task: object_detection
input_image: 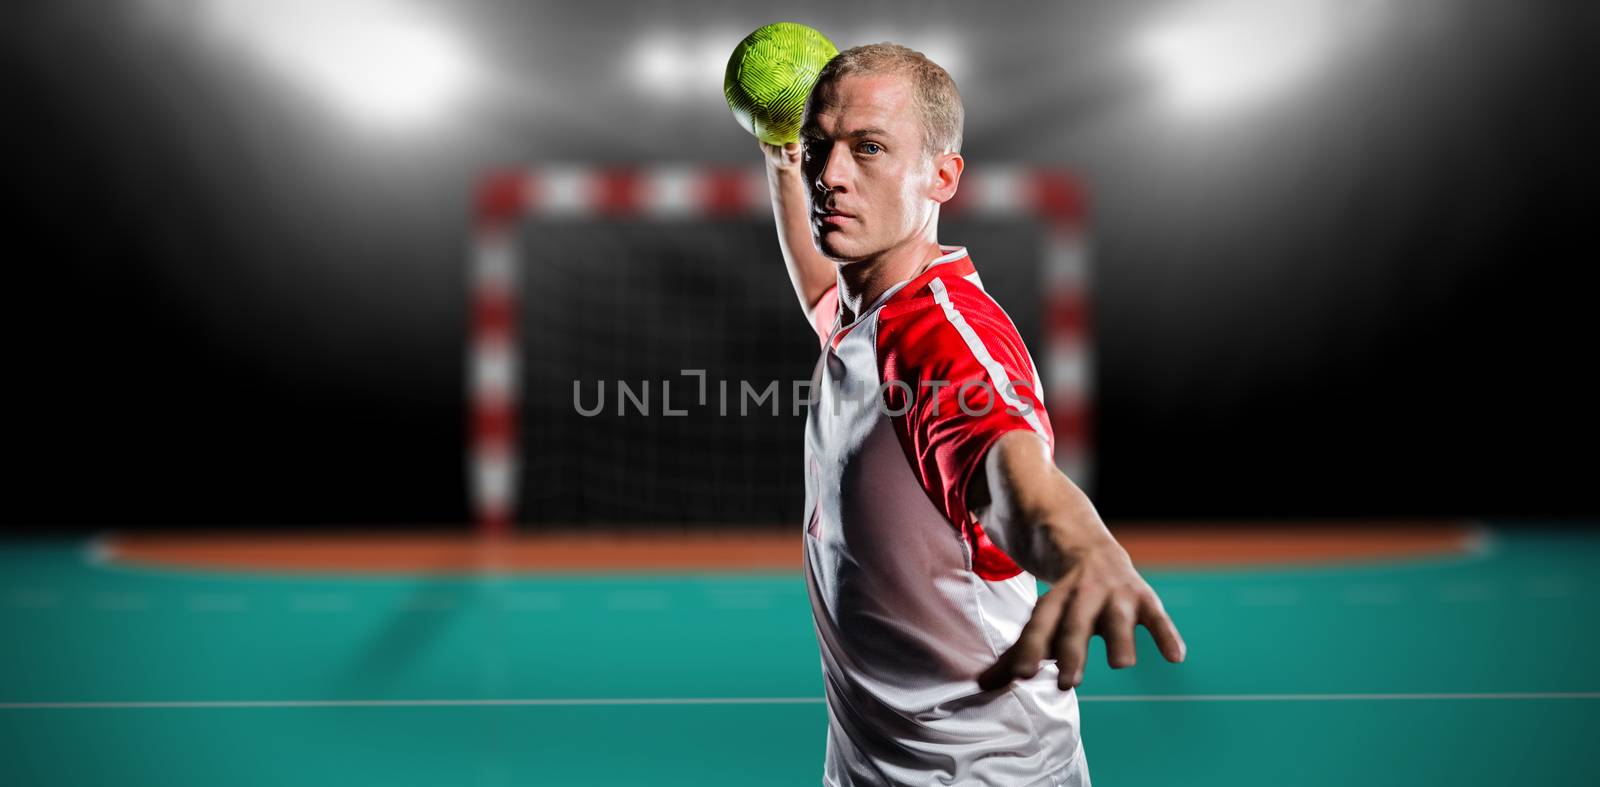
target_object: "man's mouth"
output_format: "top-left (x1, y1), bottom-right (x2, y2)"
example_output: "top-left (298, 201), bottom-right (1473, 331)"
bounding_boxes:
top-left (815, 208), bottom-right (855, 226)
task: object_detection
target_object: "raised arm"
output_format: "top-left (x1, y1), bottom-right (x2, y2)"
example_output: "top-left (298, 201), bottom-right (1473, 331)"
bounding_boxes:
top-left (970, 430), bottom-right (1188, 691)
top-left (759, 140), bottom-right (838, 328)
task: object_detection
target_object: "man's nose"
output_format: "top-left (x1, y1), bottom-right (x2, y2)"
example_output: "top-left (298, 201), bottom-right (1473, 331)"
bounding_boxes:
top-left (815, 143), bottom-right (852, 194)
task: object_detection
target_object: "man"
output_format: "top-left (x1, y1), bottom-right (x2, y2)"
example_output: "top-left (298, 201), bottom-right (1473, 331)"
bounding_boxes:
top-left (760, 44), bottom-right (1186, 786)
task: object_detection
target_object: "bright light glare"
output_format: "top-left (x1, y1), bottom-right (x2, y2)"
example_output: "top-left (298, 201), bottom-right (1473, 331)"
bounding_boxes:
top-left (631, 28), bottom-right (744, 103)
top-left (633, 34), bottom-right (686, 96)
top-left (1137, 1), bottom-right (1335, 113)
top-left (916, 34), bottom-right (966, 83)
top-left (198, 0), bottom-right (480, 127)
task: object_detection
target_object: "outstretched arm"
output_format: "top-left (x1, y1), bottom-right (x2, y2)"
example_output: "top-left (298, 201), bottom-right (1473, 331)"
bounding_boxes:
top-left (759, 140), bottom-right (837, 328)
top-left (970, 430), bottom-right (1188, 690)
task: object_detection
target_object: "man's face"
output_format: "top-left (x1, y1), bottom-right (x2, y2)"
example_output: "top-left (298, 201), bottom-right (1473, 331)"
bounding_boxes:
top-left (801, 73), bottom-right (935, 263)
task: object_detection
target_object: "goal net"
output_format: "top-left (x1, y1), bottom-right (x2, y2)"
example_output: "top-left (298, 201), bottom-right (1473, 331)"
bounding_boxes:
top-left (468, 165), bottom-right (1090, 534)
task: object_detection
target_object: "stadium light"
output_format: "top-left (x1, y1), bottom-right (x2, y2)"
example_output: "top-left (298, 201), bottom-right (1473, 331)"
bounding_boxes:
top-left (631, 28), bottom-right (748, 104)
top-left (915, 34), bottom-right (966, 83)
top-left (1135, 0), bottom-right (1335, 114)
top-left (632, 33), bottom-right (688, 97)
top-left (196, 0), bottom-right (481, 128)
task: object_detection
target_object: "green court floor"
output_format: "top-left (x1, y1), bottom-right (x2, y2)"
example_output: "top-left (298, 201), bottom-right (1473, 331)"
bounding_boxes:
top-left (2, 524), bottom-right (1596, 786)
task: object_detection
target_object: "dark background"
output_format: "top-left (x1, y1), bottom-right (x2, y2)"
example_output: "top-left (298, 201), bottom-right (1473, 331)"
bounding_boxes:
top-left (3, 0), bottom-right (1595, 531)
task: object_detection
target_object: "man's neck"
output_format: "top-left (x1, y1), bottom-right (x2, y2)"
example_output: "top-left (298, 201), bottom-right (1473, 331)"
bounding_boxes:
top-left (836, 239), bottom-right (947, 325)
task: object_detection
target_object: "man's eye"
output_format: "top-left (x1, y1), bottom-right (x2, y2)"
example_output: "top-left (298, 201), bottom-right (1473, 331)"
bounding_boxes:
top-left (859, 142), bottom-right (882, 155)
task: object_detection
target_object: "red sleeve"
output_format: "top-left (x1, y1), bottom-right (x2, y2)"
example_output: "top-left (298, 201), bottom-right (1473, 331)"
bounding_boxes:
top-left (809, 285), bottom-right (839, 348)
top-left (877, 278), bottom-right (1054, 580)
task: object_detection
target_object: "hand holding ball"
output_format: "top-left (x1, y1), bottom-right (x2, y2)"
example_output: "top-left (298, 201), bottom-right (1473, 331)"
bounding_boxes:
top-left (724, 23), bottom-right (839, 145)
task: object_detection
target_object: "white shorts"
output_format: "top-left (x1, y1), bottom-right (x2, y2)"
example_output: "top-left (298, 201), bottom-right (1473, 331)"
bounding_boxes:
top-left (1032, 747), bottom-right (1091, 787)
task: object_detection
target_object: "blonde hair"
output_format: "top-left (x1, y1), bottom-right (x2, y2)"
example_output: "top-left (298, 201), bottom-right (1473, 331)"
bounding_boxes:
top-left (812, 42), bottom-right (964, 157)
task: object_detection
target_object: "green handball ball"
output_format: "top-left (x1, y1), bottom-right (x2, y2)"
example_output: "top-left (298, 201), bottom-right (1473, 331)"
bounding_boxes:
top-left (724, 22), bottom-right (839, 146)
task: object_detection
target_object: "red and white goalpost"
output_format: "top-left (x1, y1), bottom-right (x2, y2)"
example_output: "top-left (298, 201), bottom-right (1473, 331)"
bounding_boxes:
top-left (468, 165), bottom-right (1091, 536)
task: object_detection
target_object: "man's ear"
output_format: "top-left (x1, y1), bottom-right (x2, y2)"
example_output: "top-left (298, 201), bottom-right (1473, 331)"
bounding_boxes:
top-left (930, 151), bottom-right (964, 205)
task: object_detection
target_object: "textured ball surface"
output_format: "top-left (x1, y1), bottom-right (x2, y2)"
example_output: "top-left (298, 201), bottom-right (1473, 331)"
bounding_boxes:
top-left (724, 23), bottom-right (839, 145)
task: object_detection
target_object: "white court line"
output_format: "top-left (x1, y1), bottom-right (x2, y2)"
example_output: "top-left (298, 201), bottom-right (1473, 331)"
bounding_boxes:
top-left (91, 592), bottom-right (151, 612)
top-left (1234, 586), bottom-right (1302, 607)
top-left (1154, 588), bottom-right (1197, 608)
top-left (1438, 581), bottom-right (1497, 603)
top-left (289, 593), bottom-right (355, 613)
top-left (185, 593), bottom-right (249, 613)
top-left (1080, 692), bottom-right (1600, 702)
top-left (4, 589), bottom-right (61, 609)
top-left (1339, 583), bottom-right (1405, 606)
top-left (497, 592), bottom-right (566, 611)
top-left (605, 591), bottom-right (671, 611)
top-left (1525, 575), bottom-right (1581, 599)
top-left (2, 692), bottom-right (1597, 710)
top-left (400, 594), bottom-right (459, 612)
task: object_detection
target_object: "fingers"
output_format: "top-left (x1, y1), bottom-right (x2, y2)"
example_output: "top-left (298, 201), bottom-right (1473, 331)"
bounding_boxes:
top-left (758, 140), bottom-right (802, 165)
top-left (981, 574), bottom-right (1190, 693)
top-left (1098, 597), bottom-right (1140, 672)
top-left (1053, 585), bottom-right (1107, 689)
top-left (978, 582), bottom-right (1072, 691)
top-left (1139, 593), bottom-right (1188, 664)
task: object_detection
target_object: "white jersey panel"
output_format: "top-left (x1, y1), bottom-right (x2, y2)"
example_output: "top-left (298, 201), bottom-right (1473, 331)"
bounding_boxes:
top-left (801, 249), bottom-right (1084, 787)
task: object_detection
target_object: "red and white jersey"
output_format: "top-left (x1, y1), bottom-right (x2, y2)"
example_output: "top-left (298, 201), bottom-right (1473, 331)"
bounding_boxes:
top-left (802, 246), bottom-right (1086, 786)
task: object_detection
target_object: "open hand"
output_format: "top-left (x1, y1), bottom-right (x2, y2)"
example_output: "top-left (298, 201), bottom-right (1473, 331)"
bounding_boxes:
top-left (977, 537), bottom-right (1187, 691)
